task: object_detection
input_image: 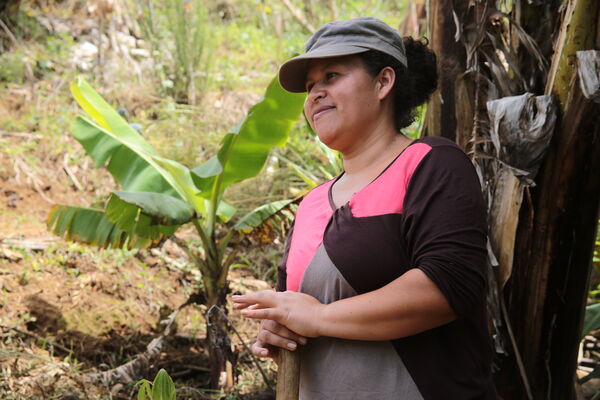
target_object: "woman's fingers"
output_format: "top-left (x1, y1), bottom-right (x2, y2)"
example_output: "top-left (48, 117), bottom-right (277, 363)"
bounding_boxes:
top-left (232, 290), bottom-right (277, 309)
top-left (240, 307), bottom-right (278, 321)
top-left (234, 290), bottom-right (324, 338)
top-left (252, 340), bottom-right (280, 363)
top-left (251, 339), bottom-right (271, 357)
top-left (263, 320), bottom-right (307, 345)
top-left (258, 326), bottom-right (300, 350)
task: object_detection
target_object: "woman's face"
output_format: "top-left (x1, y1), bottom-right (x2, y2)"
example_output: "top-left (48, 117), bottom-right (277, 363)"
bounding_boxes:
top-left (304, 55), bottom-right (384, 153)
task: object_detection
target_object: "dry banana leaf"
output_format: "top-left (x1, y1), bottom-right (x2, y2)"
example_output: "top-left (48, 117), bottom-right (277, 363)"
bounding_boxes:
top-left (576, 50), bottom-right (600, 103)
top-left (485, 93), bottom-right (557, 288)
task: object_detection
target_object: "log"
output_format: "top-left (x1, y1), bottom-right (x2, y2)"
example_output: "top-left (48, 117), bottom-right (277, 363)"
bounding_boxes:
top-left (276, 349), bottom-right (301, 400)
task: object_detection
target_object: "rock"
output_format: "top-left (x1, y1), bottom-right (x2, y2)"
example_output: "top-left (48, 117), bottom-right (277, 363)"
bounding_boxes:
top-left (0, 248), bottom-right (23, 262)
top-left (4, 190), bottom-right (20, 208)
top-left (70, 41), bottom-right (99, 71)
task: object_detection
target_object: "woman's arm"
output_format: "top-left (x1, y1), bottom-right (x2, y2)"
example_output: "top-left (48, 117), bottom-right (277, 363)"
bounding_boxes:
top-left (237, 142), bottom-right (487, 342)
top-left (233, 267), bottom-right (456, 340)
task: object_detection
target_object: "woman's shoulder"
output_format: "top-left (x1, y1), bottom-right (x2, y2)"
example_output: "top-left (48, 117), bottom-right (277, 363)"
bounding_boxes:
top-left (373, 136), bottom-right (469, 189)
top-left (407, 136), bottom-right (472, 171)
top-left (411, 135), bottom-right (463, 152)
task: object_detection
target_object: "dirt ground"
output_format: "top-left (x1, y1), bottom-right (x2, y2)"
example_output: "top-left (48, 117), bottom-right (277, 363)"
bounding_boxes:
top-left (0, 133), bottom-right (277, 399)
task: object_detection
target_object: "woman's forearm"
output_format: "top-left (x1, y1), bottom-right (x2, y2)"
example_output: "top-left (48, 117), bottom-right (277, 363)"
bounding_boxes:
top-left (233, 268), bottom-right (457, 340)
top-left (316, 268), bottom-right (457, 340)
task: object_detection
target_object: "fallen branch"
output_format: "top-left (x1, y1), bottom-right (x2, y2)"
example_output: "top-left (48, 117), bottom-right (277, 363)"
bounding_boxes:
top-left (13, 156), bottom-right (55, 205)
top-left (87, 295), bottom-right (197, 387)
top-left (0, 131), bottom-right (43, 139)
top-left (0, 248), bottom-right (23, 262)
top-left (0, 344), bottom-right (91, 398)
top-left (62, 154), bottom-right (84, 192)
top-left (0, 325), bottom-right (72, 355)
top-left (1, 237), bottom-right (58, 251)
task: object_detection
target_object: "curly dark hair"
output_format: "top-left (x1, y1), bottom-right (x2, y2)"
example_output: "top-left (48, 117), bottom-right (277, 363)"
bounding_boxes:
top-left (357, 37), bottom-right (438, 131)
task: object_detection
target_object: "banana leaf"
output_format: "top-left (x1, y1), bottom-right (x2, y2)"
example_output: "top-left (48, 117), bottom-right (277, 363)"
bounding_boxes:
top-left (191, 77), bottom-right (305, 198)
top-left (71, 77), bottom-right (154, 153)
top-left (215, 200), bottom-right (236, 223)
top-left (47, 205), bottom-right (154, 249)
top-left (152, 369), bottom-right (176, 400)
top-left (234, 199), bottom-right (295, 231)
top-left (70, 79), bottom-right (205, 214)
top-left (109, 191), bottom-right (195, 224)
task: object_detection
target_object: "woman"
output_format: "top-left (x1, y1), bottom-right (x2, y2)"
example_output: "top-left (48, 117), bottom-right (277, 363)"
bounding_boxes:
top-left (233, 17), bottom-right (498, 399)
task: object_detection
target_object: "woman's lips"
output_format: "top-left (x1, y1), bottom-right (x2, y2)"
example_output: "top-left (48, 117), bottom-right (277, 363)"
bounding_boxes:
top-left (313, 106), bottom-right (335, 121)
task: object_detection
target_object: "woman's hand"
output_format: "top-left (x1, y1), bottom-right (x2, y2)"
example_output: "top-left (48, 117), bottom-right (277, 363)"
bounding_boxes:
top-left (233, 290), bottom-right (325, 338)
top-left (252, 320), bottom-right (308, 362)
top-left (236, 270), bottom-right (456, 342)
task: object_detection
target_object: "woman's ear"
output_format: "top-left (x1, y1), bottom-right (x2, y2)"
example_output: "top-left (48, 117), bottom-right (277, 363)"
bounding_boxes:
top-left (376, 66), bottom-right (396, 100)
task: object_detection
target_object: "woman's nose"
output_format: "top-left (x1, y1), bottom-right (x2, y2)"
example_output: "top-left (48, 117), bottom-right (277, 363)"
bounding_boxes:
top-left (307, 85), bottom-right (325, 103)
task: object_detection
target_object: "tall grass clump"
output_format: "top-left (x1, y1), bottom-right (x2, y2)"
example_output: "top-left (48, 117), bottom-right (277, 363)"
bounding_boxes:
top-left (136, 0), bottom-right (211, 104)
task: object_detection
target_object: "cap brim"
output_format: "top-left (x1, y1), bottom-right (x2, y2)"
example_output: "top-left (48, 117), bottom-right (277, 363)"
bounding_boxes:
top-left (278, 44), bottom-right (370, 93)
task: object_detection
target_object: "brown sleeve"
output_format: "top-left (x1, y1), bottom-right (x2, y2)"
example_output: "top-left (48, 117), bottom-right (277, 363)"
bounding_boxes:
top-left (402, 144), bottom-right (488, 320)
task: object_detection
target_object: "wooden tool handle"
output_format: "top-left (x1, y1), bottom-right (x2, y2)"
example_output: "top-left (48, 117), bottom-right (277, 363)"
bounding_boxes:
top-left (276, 348), bottom-right (301, 400)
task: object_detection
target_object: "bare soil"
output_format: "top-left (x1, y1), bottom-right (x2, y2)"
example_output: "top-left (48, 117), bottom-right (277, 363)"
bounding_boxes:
top-left (0, 108), bottom-right (276, 400)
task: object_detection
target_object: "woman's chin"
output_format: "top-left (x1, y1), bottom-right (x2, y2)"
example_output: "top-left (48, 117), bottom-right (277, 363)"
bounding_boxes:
top-left (315, 132), bottom-right (338, 149)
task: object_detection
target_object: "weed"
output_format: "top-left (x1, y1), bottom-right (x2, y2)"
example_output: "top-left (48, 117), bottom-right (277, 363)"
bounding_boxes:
top-left (136, 0), bottom-right (213, 104)
top-left (136, 368), bottom-right (176, 400)
top-left (17, 269), bottom-right (29, 286)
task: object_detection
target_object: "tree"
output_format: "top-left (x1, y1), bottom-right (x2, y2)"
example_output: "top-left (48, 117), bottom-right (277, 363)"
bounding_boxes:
top-left (47, 77), bottom-right (305, 388)
top-left (417, 1), bottom-right (600, 398)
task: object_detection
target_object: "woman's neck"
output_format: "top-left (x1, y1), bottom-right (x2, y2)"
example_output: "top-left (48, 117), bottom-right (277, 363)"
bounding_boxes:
top-left (341, 129), bottom-right (412, 177)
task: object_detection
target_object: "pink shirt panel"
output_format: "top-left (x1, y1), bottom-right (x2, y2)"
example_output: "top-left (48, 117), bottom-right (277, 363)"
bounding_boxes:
top-left (285, 180), bottom-right (335, 292)
top-left (349, 143), bottom-right (432, 217)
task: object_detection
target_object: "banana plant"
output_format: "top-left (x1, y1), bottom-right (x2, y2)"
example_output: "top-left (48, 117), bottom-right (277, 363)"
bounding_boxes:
top-left (136, 369), bottom-right (176, 400)
top-left (47, 77), bottom-right (305, 387)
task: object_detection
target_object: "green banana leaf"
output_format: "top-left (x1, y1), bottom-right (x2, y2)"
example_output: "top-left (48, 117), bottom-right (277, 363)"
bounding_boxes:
top-left (51, 77), bottom-right (302, 249)
top-left (151, 369), bottom-right (176, 400)
top-left (47, 205), bottom-right (155, 249)
top-left (234, 199), bottom-right (295, 231)
top-left (192, 77), bottom-right (305, 198)
top-left (70, 79), bottom-right (205, 214)
top-left (71, 77), bottom-right (150, 145)
top-left (105, 191), bottom-right (193, 241)
top-left (215, 199), bottom-right (236, 222)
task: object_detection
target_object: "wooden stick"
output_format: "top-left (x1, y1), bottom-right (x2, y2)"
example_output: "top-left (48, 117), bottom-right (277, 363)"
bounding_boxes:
top-left (276, 349), bottom-right (301, 400)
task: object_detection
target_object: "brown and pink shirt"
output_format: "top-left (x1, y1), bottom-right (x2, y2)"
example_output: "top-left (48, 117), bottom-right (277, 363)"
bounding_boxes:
top-left (277, 136), bottom-right (498, 399)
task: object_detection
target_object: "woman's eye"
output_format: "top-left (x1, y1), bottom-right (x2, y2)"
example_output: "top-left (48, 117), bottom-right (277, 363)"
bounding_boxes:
top-left (325, 72), bottom-right (338, 80)
top-left (306, 82), bottom-right (314, 92)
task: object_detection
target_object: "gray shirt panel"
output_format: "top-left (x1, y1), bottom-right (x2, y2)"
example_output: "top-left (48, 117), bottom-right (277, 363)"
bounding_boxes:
top-left (298, 244), bottom-right (423, 400)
